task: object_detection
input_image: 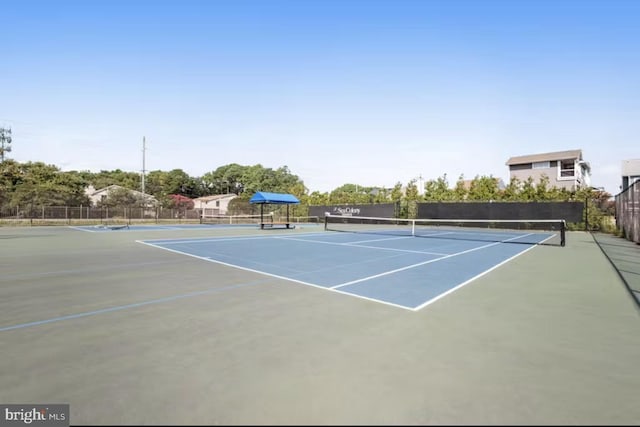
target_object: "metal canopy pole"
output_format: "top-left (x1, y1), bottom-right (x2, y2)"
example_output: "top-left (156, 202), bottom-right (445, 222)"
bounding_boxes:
top-left (286, 204), bottom-right (290, 229)
top-left (260, 203), bottom-right (264, 229)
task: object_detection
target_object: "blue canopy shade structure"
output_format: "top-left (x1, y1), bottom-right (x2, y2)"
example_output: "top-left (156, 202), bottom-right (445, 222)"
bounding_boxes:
top-left (249, 192), bottom-right (300, 205)
top-left (249, 192), bottom-right (300, 229)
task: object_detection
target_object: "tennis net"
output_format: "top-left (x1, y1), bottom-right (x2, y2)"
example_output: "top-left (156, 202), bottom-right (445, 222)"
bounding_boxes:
top-left (200, 213), bottom-right (273, 225)
top-left (290, 216), bottom-right (321, 224)
top-left (324, 215), bottom-right (566, 246)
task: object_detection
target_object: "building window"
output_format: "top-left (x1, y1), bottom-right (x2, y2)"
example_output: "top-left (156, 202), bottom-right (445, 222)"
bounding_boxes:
top-left (216, 201), bottom-right (220, 207)
top-left (532, 161), bottom-right (550, 169)
top-left (560, 160), bottom-right (575, 177)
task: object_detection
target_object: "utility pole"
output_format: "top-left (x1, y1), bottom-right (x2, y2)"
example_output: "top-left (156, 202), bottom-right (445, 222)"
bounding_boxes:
top-left (141, 136), bottom-right (147, 199)
top-left (0, 127), bottom-right (12, 162)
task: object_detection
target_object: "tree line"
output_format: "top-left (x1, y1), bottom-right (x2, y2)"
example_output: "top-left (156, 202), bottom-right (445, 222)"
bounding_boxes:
top-left (0, 160), bottom-right (306, 212)
top-left (0, 160), bottom-right (613, 222)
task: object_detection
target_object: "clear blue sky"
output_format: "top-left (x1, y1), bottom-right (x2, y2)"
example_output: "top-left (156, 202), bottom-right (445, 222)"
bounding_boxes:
top-left (2, 0), bottom-right (638, 195)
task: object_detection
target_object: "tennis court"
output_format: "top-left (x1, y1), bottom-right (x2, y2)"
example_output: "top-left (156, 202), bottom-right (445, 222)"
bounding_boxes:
top-left (1, 221), bottom-right (639, 425)
top-left (138, 220), bottom-right (560, 310)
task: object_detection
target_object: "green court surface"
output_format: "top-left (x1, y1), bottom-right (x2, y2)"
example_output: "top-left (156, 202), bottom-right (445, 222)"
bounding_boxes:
top-left (1, 225), bottom-right (639, 425)
top-left (592, 232), bottom-right (640, 306)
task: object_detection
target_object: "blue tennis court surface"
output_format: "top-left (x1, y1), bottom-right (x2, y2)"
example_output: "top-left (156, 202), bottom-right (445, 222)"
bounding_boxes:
top-left (138, 228), bottom-right (555, 310)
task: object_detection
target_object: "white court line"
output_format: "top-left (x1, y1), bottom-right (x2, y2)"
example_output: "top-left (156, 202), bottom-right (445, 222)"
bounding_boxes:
top-left (68, 226), bottom-right (100, 233)
top-left (136, 230), bottom-right (553, 312)
top-left (141, 231), bottom-right (329, 245)
top-left (344, 235), bottom-right (414, 244)
top-left (275, 236), bottom-right (450, 256)
top-left (411, 232), bottom-right (557, 311)
top-left (331, 233), bottom-right (536, 289)
top-left (418, 228), bottom-right (549, 239)
top-left (136, 240), bottom-right (416, 311)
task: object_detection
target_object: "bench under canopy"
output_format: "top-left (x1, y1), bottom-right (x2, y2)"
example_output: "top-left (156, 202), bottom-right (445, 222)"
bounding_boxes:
top-left (249, 191), bottom-right (300, 229)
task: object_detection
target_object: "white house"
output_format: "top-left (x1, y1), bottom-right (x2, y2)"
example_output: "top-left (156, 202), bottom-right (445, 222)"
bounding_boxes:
top-left (192, 194), bottom-right (238, 216)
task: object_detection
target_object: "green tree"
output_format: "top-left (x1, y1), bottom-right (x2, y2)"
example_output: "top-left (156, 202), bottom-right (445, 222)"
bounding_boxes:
top-left (98, 187), bottom-right (142, 208)
top-left (424, 174), bottom-right (454, 201)
top-left (287, 182), bottom-right (309, 217)
top-left (371, 187), bottom-right (391, 203)
top-left (9, 162), bottom-right (90, 210)
top-left (165, 169), bottom-right (194, 195)
top-left (535, 175), bottom-right (553, 201)
top-left (390, 182), bottom-right (403, 204)
top-left (144, 170), bottom-right (168, 199)
top-left (240, 164), bottom-right (304, 195)
top-left (88, 169), bottom-right (141, 191)
top-left (502, 177), bottom-right (521, 201)
top-left (452, 174), bottom-right (467, 201)
top-left (405, 179), bottom-right (420, 218)
top-left (202, 163), bottom-right (304, 196)
top-left (328, 183), bottom-right (374, 204)
top-left (0, 160), bottom-right (21, 211)
top-left (519, 176), bottom-right (537, 201)
top-left (328, 188), bottom-right (352, 204)
top-left (58, 171), bottom-right (92, 205)
top-left (307, 191), bottom-right (330, 206)
top-left (546, 183), bottom-right (570, 201)
top-left (467, 175), bottom-right (500, 201)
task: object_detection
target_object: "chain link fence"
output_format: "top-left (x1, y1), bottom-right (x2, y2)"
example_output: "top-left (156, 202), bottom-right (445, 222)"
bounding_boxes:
top-left (616, 180), bottom-right (640, 244)
top-left (0, 205), bottom-right (201, 226)
top-left (0, 203), bottom-right (313, 226)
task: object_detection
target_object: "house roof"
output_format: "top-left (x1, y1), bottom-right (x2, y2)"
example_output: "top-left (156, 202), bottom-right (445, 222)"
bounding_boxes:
top-left (87, 184), bottom-right (156, 200)
top-left (249, 192), bottom-right (300, 205)
top-left (193, 193), bottom-right (237, 202)
top-left (459, 178), bottom-right (506, 190)
top-left (506, 149), bottom-right (583, 166)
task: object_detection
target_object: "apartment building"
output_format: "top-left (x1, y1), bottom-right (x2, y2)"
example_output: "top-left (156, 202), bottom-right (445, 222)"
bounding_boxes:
top-left (621, 159), bottom-right (640, 191)
top-left (506, 149), bottom-right (591, 190)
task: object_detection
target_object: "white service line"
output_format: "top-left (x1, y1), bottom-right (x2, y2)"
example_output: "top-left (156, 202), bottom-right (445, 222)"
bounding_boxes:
top-left (275, 236), bottom-right (450, 256)
top-left (344, 235), bottom-right (414, 244)
top-left (141, 231), bottom-right (328, 244)
top-left (331, 233), bottom-right (536, 289)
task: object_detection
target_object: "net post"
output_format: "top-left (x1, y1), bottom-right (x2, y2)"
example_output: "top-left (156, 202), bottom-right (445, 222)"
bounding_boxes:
top-left (411, 219), bottom-right (416, 236)
top-left (324, 214), bottom-right (329, 231)
top-left (561, 220), bottom-right (566, 247)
